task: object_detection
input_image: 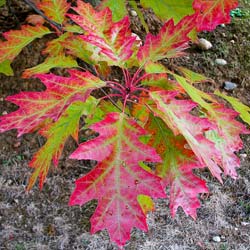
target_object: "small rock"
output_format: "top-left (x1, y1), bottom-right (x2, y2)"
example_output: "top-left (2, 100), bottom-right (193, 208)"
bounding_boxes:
top-left (220, 24), bottom-right (226, 28)
top-left (215, 58), bottom-right (227, 66)
top-left (13, 141), bottom-right (21, 148)
top-left (212, 236), bottom-right (221, 243)
top-left (223, 81), bottom-right (238, 90)
top-left (7, 179), bottom-right (13, 185)
top-left (197, 38), bottom-right (213, 50)
top-left (230, 40), bottom-right (235, 44)
top-left (241, 222), bottom-right (250, 226)
top-left (240, 153), bottom-right (247, 158)
top-left (130, 10), bottom-right (137, 17)
top-left (2, 111), bottom-right (8, 115)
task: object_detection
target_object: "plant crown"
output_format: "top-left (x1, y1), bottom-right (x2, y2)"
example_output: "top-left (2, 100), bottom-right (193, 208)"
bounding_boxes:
top-left (0, 0), bottom-right (249, 248)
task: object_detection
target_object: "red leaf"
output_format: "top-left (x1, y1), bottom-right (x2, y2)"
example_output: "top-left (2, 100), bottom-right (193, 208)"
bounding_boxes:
top-left (68, 1), bottom-right (138, 66)
top-left (207, 104), bottom-right (249, 179)
top-left (69, 112), bottom-right (166, 247)
top-left (145, 114), bottom-right (208, 219)
top-left (193, 0), bottom-right (238, 31)
top-left (150, 91), bottom-right (223, 182)
top-left (0, 70), bottom-right (105, 136)
top-left (137, 15), bottom-right (197, 64)
top-left (167, 162), bottom-right (208, 218)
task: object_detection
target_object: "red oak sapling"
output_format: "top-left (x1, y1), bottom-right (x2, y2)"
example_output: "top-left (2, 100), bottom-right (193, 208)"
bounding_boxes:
top-left (0, 0), bottom-right (249, 248)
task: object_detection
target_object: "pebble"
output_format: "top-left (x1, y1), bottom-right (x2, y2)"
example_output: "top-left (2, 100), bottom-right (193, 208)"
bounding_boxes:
top-left (220, 24), bottom-right (226, 28)
top-left (130, 10), bottom-right (137, 17)
top-left (223, 81), bottom-right (238, 90)
top-left (13, 141), bottom-right (21, 148)
top-left (241, 222), bottom-right (250, 226)
top-left (215, 58), bottom-right (227, 66)
top-left (212, 236), bottom-right (221, 243)
top-left (198, 38), bottom-right (213, 50)
top-left (240, 153), bottom-right (247, 158)
top-left (2, 111), bottom-right (8, 115)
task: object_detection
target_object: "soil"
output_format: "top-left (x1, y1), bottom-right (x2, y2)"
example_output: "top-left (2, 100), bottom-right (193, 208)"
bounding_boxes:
top-left (0, 1), bottom-right (250, 250)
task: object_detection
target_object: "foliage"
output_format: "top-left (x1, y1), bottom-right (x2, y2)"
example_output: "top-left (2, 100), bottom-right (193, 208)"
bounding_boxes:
top-left (0, 0), bottom-right (5, 7)
top-left (0, 0), bottom-right (249, 248)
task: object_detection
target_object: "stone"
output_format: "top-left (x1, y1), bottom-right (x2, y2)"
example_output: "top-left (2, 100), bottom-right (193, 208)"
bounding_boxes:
top-left (215, 58), bottom-right (227, 66)
top-left (198, 38), bottom-right (213, 50)
top-left (130, 10), bottom-right (137, 17)
top-left (212, 236), bottom-right (221, 243)
top-left (223, 81), bottom-right (238, 90)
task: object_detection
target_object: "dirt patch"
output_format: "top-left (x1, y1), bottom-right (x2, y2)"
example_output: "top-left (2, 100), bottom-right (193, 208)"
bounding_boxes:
top-left (0, 1), bottom-right (250, 250)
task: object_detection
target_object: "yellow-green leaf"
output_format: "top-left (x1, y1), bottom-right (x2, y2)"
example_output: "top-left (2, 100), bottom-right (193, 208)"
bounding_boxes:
top-left (100, 0), bottom-right (127, 21)
top-left (0, 0), bottom-right (6, 7)
top-left (28, 100), bottom-right (96, 190)
top-left (140, 0), bottom-right (194, 23)
top-left (0, 60), bottom-right (14, 76)
top-left (0, 25), bottom-right (51, 63)
top-left (23, 54), bottom-right (78, 78)
top-left (215, 90), bottom-right (250, 125)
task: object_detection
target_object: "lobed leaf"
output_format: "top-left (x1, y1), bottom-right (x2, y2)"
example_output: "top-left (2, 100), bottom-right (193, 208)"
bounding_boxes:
top-left (137, 15), bottom-right (197, 65)
top-left (150, 91), bottom-right (223, 182)
top-left (37, 0), bottom-right (70, 25)
top-left (146, 114), bottom-right (208, 218)
top-left (28, 100), bottom-right (98, 190)
top-left (176, 76), bottom-right (249, 179)
top-left (22, 53), bottom-right (78, 78)
top-left (68, 1), bottom-right (138, 67)
top-left (69, 112), bottom-right (166, 247)
top-left (0, 70), bottom-right (105, 136)
top-left (0, 25), bottom-right (51, 63)
top-left (193, 0), bottom-right (238, 31)
top-left (206, 104), bottom-right (249, 179)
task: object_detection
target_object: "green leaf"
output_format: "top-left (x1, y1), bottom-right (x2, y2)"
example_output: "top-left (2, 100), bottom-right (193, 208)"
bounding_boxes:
top-left (144, 61), bottom-right (168, 73)
top-left (37, 0), bottom-right (70, 24)
top-left (0, 60), bottom-right (14, 76)
top-left (178, 67), bottom-right (208, 84)
top-left (23, 54), bottom-right (78, 78)
top-left (0, 0), bottom-right (6, 7)
top-left (215, 90), bottom-right (250, 125)
top-left (100, 0), bottom-right (128, 21)
top-left (0, 25), bottom-right (51, 63)
top-left (28, 100), bottom-right (93, 190)
top-left (174, 74), bottom-right (217, 112)
top-left (140, 0), bottom-right (194, 23)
